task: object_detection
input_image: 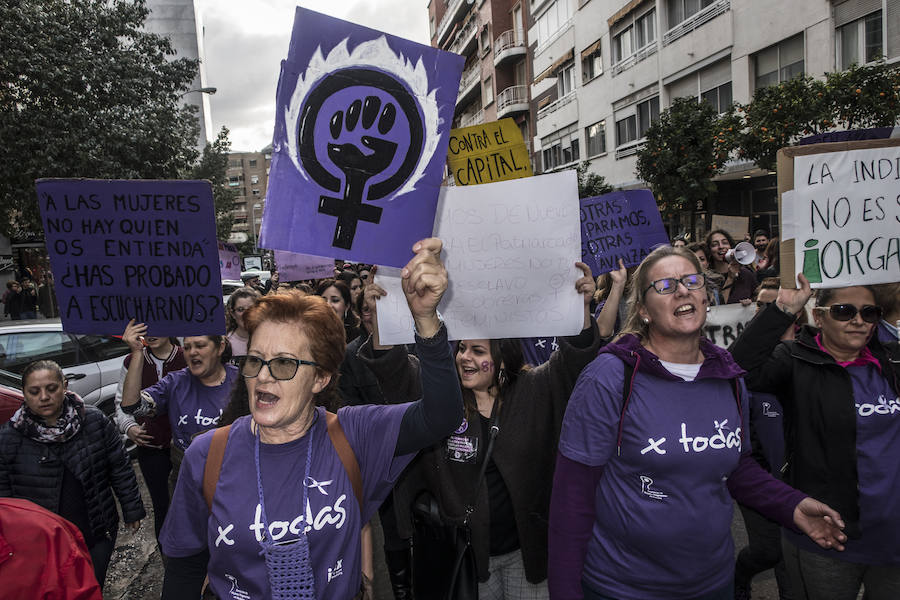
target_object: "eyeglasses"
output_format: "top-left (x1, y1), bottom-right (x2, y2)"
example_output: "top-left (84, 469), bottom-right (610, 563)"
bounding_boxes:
top-left (644, 273), bottom-right (706, 295)
top-left (815, 304), bottom-right (883, 324)
top-left (240, 355), bottom-right (320, 380)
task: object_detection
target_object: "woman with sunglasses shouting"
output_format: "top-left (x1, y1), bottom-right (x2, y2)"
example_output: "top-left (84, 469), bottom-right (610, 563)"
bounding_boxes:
top-left (730, 278), bottom-right (900, 599)
top-left (549, 247), bottom-right (848, 600)
top-left (157, 239), bottom-right (463, 600)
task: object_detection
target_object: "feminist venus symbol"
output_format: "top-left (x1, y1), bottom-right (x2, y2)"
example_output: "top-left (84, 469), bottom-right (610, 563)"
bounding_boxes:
top-left (298, 68), bottom-right (424, 250)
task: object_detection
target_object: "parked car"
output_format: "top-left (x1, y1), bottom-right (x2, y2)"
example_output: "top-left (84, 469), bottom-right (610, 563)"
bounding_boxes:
top-left (0, 319), bottom-right (131, 418)
top-left (222, 279), bottom-right (242, 305)
top-left (0, 368), bottom-right (23, 425)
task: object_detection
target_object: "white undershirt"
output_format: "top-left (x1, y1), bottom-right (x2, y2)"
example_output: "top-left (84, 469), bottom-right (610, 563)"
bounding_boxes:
top-left (659, 360), bottom-right (702, 382)
top-left (148, 352), bottom-right (166, 380)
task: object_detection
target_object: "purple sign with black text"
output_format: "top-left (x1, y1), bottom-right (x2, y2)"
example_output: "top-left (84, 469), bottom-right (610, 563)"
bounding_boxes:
top-left (261, 7), bottom-right (464, 267)
top-left (35, 179), bottom-right (225, 336)
top-left (580, 189), bottom-right (669, 274)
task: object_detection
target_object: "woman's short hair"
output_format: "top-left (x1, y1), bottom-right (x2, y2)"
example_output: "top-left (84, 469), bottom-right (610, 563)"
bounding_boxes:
top-left (226, 287), bottom-right (261, 331)
top-left (336, 271), bottom-right (362, 287)
top-left (21, 360), bottom-right (65, 387)
top-left (619, 246), bottom-right (704, 340)
top-left (242, 291), bottom-right (346, 396)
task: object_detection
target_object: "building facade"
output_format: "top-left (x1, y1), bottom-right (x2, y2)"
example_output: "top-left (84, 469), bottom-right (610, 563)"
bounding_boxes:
top-left (226, 151), bottom-right (272, 247)
top-left (145, 0), bottom-right (214, 147)
top-left (528, 0), bottom-right (899, 238)
top-left (429, 0), bottom-right (536, 159)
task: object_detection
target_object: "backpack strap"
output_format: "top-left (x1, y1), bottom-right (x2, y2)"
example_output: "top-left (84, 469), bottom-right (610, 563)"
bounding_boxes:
top-left (326, 411), bottom-right (364, 514)
top-left (203, 425), bottom-right (232, 512)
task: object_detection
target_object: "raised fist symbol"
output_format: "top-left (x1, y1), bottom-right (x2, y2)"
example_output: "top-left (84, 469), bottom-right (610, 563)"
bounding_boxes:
top-left (318, 96), bottom-right (399, 249)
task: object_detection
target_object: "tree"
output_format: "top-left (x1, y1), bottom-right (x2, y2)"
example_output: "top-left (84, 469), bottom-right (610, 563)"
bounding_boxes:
top-left (0, 0), bottom-right (201, 237)
top-left (192, 127), bottom-right (236, 241)
top-left (635, 97), bottom-right (734, 221)
top-left (575, 161), bottom-right (614, 198)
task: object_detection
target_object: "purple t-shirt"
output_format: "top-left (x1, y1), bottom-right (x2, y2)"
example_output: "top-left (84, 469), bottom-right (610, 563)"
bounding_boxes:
top-left (785, 363), bottom-right (900, 565)
top-left (749, 391), bottom-right (785, 474)
top-left (559, 354), bottom-right (749, 599)
top-left (160, 404), bottom-right (414, 599)
top-left (142, 365), bottom-right (238, 451)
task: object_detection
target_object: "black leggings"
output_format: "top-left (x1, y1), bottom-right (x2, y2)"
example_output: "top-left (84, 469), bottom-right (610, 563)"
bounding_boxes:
top-left (137, 446), bottom-right (173, 540)
top-left (89, 528), bottom-right (118, 589)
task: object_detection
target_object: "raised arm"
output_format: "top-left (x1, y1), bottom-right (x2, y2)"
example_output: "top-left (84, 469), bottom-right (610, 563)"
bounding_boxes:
top-left (596, 260), bottom-right (627, 338)
top-left (119, 319), bottom-right (147, 413)
top-left (391, 238), bottom-right (463, 455)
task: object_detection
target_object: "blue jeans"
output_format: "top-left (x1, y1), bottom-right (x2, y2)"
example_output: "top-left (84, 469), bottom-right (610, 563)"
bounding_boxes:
top-left (583, 580), bottom-right (734, 600)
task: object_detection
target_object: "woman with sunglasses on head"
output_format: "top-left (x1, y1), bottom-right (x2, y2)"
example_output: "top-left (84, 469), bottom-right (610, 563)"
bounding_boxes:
top-left (731, 279), bottom-right (900, 599)
top-left (549, 247), bottom-right (847, 600)
top-left (226, 287), bottom-right (261, 358)
top-left (158, 239), bottom-right (463, 600)
top-left (120, 325), bottom-right (238, 487)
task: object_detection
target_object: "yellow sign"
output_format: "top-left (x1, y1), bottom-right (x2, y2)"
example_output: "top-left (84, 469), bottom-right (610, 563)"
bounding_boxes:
top-left (447, 118), bottom-right (533, 185)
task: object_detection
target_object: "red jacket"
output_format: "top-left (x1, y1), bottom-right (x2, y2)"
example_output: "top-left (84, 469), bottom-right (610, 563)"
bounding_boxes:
top-left (0, 498), bottom-right (102, 599)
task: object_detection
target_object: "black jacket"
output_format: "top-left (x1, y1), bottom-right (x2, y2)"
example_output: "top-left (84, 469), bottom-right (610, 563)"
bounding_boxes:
top-left (730, 304), bottom-right (900, 538)
top-left (0, 405), bottom-right (146, 540)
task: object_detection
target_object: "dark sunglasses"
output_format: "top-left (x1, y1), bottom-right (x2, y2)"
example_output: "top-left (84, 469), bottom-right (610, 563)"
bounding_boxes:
top-left (240, 355), bottom-right (319, 380)
top-left (644, 273), bottom-right (706, 295)
top-left (816, 304), bottom-right (883, 323)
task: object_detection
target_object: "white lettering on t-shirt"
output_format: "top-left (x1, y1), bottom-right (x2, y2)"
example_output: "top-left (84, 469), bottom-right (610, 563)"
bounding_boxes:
top-left (640, 475), bottom-right (667, 500)
top-left (762, 402), bottom-right (780, 418)
top-left (855, 395), bottom-right (900, 417)
top-left (640, 437), bottom-right (667, 455)
top-left (678, 419), bottom-right (742, 453)
top-left (215, 524), bottom-right (235, 547)
top-left (193, 408), bottom-right (223, 427)
top-left (246, 495), bottom-right (347, 543)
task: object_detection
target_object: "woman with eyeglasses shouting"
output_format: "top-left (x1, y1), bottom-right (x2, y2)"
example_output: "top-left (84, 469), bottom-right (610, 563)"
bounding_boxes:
top-left (549, 247), bottom-right (847, 600)
top-left (731, 279), bottom-right (900, 599)
top-left (157, 239), bottom-right (463, 600)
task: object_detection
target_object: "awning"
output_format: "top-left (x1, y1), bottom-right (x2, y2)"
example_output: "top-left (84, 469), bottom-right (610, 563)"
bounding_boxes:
top-left (533, 48), bottom-right (574, 84)
top-left (581, 39), bottom-right (602, 58)
top-left (608, 0), bottom-right (644, 27)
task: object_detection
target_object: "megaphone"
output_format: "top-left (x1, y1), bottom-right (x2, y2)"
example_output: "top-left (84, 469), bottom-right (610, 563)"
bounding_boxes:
top-left (725, 242), bottom-right (756, 266)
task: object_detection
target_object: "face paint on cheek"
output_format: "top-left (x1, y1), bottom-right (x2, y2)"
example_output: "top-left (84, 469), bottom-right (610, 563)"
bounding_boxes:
top-left (480, 361), bottom-right (494, 373)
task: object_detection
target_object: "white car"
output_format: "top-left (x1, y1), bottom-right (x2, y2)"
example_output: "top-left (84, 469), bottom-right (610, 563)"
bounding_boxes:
top-left (0, 319), bottom-right (131, 418)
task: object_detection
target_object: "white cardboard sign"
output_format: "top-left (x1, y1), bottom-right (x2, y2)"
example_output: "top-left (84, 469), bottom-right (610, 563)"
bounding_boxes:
top-left (790, 147), bottom-right (900, 287)
top-left (703, 303), bottom-right (757, 349)
top-left (375, 171), bottom-right (584, 344)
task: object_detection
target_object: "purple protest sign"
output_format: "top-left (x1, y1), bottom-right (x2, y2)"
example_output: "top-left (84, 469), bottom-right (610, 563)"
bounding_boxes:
top-left (218, 240), bottom-right (241, 280)
top-left (261, 7), bottom-right (464, 268)
top-left (35, 179), bottom-right (225, 336)
top-left (273, 250), bottom-right (334, 281)
top-left (580, 189), bottom-right (669, 274)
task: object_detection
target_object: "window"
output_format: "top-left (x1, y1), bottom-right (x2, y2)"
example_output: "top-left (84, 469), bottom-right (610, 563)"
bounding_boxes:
top-left (228, 159), bottom-right (242, 168)
top-left (635, 9), bottom-right (656, 49)
top-left (582, 44), bottom-right (602, 81)
top-left (76, 335), bottom-right (130, 362)
top-left (252, 189), bottom-right (261, 196)
top-left (228, 176), bottom-right (241, 187)
top-left (250, 175), bottom-right (259, 184)
top-left (557, 61), bottom-right (575, 96)
top-left (754, 34), bottom-right (804, 90)
top-left (480, 26), bottom-right (491, 55)
top-left (667, 0), bottom-right (715, 28)
top-left (483, 76), bottom-right (493, 105)
top-left (838, 10), bottom-right (883, 68)
top-left (585, 121), bottom-right (606, 156)
top-left (540, 123), bottom-right (579, 171)
top-left (616, 96), bottom-right (658, 145)
top-left (613, 27), bottom-right (632, 63)
top-left (0, 332), bottom-right (81, 373)
top-left (249, 159), bottom-right (258, 168)
top-left (700, 82), bottom-right (732, 113)
top-left (534, 0), bottom-right (573, 47)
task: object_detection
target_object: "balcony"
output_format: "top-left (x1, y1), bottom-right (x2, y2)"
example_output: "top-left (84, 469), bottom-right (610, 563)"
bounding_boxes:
top-left (449, 15), bottom-right (478, 57)
top-left (537, 90), bottom-right (576, 120)
top-left (611, 42), bottom-right (658, 76)
top-left (663, 0), bottom-right (730, 46)
top-left (493, 30), bottom-right (526, 66)
top-left (436, 0), bottom-right (470, 47)
top-left (496, 85), bottom-right (529, 119)
top-left (457, 65), bottom-right (481, 107)
top-left (459, 109), bottom-right (484, 129)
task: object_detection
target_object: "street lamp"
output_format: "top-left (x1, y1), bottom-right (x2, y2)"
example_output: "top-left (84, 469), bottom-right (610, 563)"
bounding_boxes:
top-left (251, 202), bottom-right (263, 252)
top-left (178, 87), bottom-right (217, 98)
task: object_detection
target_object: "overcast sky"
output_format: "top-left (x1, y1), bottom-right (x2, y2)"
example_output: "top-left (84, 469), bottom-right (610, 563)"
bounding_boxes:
top-left (196, 0), bottom-right (431, 152)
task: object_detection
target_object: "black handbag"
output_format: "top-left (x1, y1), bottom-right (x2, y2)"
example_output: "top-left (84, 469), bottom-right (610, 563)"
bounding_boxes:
top-left (412, 401), bottom-right (500, 600)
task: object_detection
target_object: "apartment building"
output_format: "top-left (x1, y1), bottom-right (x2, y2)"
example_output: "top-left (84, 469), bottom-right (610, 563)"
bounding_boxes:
top-left (526, 0), bottom-right (898, 238)
top-left (226, 151), bottom-right (272, 246)
top-left (429, 0), bottom-right (536, 158)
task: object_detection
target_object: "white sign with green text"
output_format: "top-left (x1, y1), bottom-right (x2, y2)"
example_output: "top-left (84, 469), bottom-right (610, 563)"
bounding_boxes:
top-left (791, 146), bottom-right (900, 287)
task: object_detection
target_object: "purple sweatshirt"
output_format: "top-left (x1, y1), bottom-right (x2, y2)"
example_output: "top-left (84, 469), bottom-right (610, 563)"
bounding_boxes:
top-left (549, 335), bottom-right (806, 600)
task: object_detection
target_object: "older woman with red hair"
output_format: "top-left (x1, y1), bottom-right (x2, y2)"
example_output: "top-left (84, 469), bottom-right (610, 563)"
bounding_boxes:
top-left (159, 239), bottom-right (463, 600)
